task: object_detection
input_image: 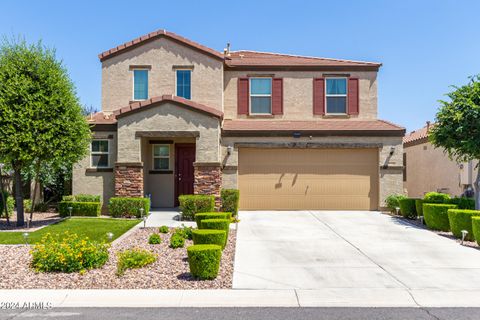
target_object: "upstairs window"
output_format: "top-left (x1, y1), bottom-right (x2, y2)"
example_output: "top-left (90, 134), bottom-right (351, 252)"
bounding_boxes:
top-left (176, 70), bottom-right (191, 99)
top-left (133, 69), bottom-right (148, 100)
top-left (250, 78), bottom-right (272, 114)
top-left (153, 145), bottom-right (170, 170)
top-left (91, 140), bottom-right (109, 168)
top-left (326, 78), bottom-right (347, 114)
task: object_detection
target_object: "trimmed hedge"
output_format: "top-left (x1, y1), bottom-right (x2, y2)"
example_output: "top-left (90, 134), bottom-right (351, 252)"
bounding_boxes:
top-left (221, 189), bottom-right (239, 217)
top-left (178, 195), bottom-right (215, 221)
top-left (423, 203), bottom-right (457, 231)
top-left (75, 194), bottom-right (101, 203)
top-left (195, 212), bottom-right (232, 228)
top-left (187, 244), bottom-right (222, 280)
top-left (415, 199), bottom-right (424, 216)
top-left (472, 217), bottom-right (480, 246)
top-left (58, 201), bottom-right (101, 217)
top-left (200, 218), bottom-right (230, 243)
top-left (423, 192), bottom-right (450, 204)
top-left (448, 197), bottom-right (475, 210)
top-left (385, 194), bottom-right (407, 212)
top-left (447, 209), bottom-right (480, 241)
top-left (109, 197), bottom-right (150, 218)
top-left (398, 198), bottom-right (417, 219)
top-left (192, 229), bottom-right (227, 249)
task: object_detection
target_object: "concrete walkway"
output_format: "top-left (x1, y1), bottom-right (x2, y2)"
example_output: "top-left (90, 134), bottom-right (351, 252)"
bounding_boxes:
top-left (144, 208), bottom-right (196, 228)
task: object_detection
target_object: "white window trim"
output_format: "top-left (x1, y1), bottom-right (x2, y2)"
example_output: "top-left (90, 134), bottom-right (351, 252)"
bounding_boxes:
top-left (175, 69), bottom-right (192, 99)
top-left (132, 68), bottom-right (149, 101)
top-left (325, 77), bottom-right (348, 115)
top-left (90, 140), bottom-right (110, 168)
top-left (152, 144), bottom-right (170, 171)
top-left (249, 77), bottom-right (272, 115)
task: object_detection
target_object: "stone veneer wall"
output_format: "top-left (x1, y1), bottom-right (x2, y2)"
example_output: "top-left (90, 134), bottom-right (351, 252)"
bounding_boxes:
top-left (193, 163), bottom-right (222, 208)
top-left (115, 162), bottom-right (144, 197)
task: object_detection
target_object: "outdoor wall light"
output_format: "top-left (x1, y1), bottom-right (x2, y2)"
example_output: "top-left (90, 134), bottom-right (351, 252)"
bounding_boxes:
top-left (461, 230), bottom-right (468, 245)
top-left (68, 206), bottom-right (73, 218)
top-left (106, 232), bottom-right (114, 242)
top-left (23, 232), bottom-right (29, 245)
top-left (389, 146), bottom-right (395, 156)
top-left (227, 145), bottom-right (233, 155)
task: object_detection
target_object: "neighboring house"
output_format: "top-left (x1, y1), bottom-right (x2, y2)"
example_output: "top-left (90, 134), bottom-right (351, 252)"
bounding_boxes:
top-left (403, 122), bottom-right (476, 198)
top-left (73, 29), bottom-right (405, 211)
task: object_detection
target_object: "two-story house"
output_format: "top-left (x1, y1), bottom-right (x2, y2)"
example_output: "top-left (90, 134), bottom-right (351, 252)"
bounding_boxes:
top-left (73, 30), bottom-right (405, 211)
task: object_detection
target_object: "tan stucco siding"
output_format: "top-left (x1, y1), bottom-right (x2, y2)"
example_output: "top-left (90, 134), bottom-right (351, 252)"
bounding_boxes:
top-left (102, 37), bottom-right (223, 112)
top-left (223, 71), bottom-right (377, 120)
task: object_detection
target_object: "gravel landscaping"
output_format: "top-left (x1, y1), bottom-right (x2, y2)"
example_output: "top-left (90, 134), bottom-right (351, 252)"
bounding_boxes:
top-left (0, 227), bottom-right (236, 289)
top-left (0, 212), bottom-right (61, 231)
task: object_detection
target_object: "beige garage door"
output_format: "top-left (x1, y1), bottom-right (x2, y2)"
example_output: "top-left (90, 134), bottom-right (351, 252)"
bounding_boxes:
top-left (238, 148), bottom-right (379, 210)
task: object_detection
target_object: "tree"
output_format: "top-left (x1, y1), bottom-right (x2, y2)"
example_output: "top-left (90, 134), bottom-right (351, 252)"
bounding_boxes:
top-left (0, 37), bottom-right (91, 226)
top-left (429, 75), bottom-right (480, 209)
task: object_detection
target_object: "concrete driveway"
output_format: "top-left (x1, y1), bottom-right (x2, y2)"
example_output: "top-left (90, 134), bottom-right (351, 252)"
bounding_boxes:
top-left (233, 211), bottom-right (480, 291)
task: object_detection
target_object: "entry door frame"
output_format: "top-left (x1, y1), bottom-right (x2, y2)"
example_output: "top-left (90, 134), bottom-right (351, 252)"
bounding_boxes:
top-left (174, 143), bottom-right (196, 207)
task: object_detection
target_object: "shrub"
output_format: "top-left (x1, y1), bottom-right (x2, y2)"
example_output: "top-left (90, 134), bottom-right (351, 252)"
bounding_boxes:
top-left (187, 244), bottom-right (222, 280)
top-left (159, 225), bottom-right (169, 233)
top-left (385, 194), bottom-right (407, 213)
top-left (34, 202), bottom-right (49, 212)
top-left (200, 219), bottom-right (230, 243)
top-left (447, 209), bottom-right (480, 241)
top-left (31, 232), bottom-right (109, 273)
top-left (192, 229), bottom-right (227, 249)
top-left (62, 195), bottom-right (75, 202)
top-left (423, 192), bottom-right (450, 204)
top-left (195, 212), bottom-right (232, 228)
top-left (472, 217), bottom-right (480, 246)
top-left (23, 199), bottom-right (32, 213)
top-left (116, 249), bottom-right (156, 276)
top-left (175, 224), bottom-right (193, 240)
top-left (170, 233), bottom-right (185, 248)
top-left (148, 233), bottom-right (162, 244)
top-left (448, 197), bottom-right (475, 210)
top-left (423, 203), bottom-right (457, 231)
top-left (58, 201), bottom-right (101, 217)
top-left (178, 195), bottom-right (215, 221)
top-left (221, 189), bottom-right (239, 217)
top-left (109, 197), bottom-right (150, 218)
top-left (75, 194), bottom-right (101, 203)
top-left (0, 192), bottom-right (13, 218)
top-left (415, 199), bottom-right (424, 216)
top-left (398, 198), bottom-right (417, 219)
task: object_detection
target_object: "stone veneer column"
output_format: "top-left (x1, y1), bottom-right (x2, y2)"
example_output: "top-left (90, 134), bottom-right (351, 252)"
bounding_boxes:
top-left (193, 162), bottom-right (222, 209)
top-left (114, 162), bottom-right (144, 197)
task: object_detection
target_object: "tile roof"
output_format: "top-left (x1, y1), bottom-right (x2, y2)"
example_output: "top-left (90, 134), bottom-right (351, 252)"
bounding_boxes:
top-left (403, 123), bottom-right (432, 145)
top-left (86, 111), bottom-right (117, 125)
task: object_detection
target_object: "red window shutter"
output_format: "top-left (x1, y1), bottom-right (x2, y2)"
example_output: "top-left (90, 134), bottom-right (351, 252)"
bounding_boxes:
top-left (348, 78), bottom-right (359, 115)
top-left (272, 78), bottom-right (283, 115)
top-left (313, 78), bottom-right (325, 115)
top-left (237, 77), bottom-right (249, 115)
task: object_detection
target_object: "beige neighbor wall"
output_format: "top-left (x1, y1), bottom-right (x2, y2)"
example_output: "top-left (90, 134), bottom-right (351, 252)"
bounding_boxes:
top-left (221, 135), bottom-right (403, 208)
top-left (101, 37), bottom-right (223, 112)
top-left (223, 70), bottom-right (377, 120)
top-left (72, 131), bottom-right (117, 210)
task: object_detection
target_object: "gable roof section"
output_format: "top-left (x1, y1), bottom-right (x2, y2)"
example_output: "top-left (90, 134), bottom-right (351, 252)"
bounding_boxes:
top-left (403, 123), bottom-right (432, 147)
top-left (98, 29), bottom-right (225, 62)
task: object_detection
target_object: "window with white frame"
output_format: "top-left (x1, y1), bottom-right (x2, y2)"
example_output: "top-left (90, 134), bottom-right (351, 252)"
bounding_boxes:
top-left (153, 145), bottom-right (170, 170)
top-left (133, 69), bottom-right (148, 100)
top-left (91, 140), bottom-right (109, 168)
top-left (250, 78), bottom-right (272, 114)
top-left (326, 78), bottom-right (347, 114)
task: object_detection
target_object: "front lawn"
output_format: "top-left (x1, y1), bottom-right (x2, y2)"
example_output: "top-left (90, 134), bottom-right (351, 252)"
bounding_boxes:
top-left (0, 218), bottom-right (140, 244)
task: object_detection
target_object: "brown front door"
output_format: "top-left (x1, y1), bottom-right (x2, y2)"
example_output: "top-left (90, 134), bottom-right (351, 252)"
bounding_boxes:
top-left (175, 143), bottom-right (195, 206)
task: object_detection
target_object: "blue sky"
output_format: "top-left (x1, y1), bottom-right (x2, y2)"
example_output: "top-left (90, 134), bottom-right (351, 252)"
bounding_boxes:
top-left (2, 0), bottom-right (479, 132)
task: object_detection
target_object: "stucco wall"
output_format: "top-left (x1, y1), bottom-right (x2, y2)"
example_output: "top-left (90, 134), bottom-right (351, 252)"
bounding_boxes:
top-left (223, 70), bottom-right (378, 120)
top-left (221, 135), bottom-right (403, 208)
top-left (102, 37), bottom-right (223, 112)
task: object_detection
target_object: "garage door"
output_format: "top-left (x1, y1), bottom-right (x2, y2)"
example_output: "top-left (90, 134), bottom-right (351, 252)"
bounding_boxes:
top-left (238, 148), bottom-right (379, 210)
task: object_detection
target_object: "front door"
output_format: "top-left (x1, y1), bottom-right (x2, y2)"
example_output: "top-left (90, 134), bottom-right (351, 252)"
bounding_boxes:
top-left (175, 143), bottom-right (195, 206)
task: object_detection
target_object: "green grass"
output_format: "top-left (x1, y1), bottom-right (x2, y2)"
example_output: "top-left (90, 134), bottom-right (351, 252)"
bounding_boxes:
top-left (0, 217), bottom-right (140, 244)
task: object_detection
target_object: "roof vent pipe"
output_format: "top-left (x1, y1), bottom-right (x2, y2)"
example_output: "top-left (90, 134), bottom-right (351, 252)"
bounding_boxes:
top-left (224, 42), bottom-right (231, 57)
top-left (426, 121), bottom-right (431, 131)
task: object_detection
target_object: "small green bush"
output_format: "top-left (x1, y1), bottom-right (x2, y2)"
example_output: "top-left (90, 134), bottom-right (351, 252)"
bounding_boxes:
top-left (109, 197), bottom-right (150, 218)
top-left (187, 244), bottom-right (222, 280)
top-left (385, 194), bottom-right (407, 212)
top-left (58, 201), bottom-right (101, 217)
top-left (448, 197), bottom-right (475, 210)
top-left (175, 224), bottom-right (193, 240)
top-left (415, 199), bottom-right (424, 216)
top-left (0, 192), bottom-right (13, 218)
top-left (148, 233), bottom-right (162, 244)
top-left (200, 219), bottom-right (230, 243)
top-left (62, 195), bottom-right (75, 202)
top-left (423, 192), bottom-right (450, 204)
top-left (398, 198), bottom-right (417, 219)
top-left (31, 232), bottom-right (109, 273)
top-left (423, 203), bottom-right (457, 231)
top-left (221, 189), bottom-right (239, 217)
top-left (192, 229), bottom-right (227, 249)
top-left (23, 199), bottom-right (32, 213)
top-left (178, 195), bottom-right (215, 221)
top-left (195, 212), bottom-right (232, 228)
top-left (170, 233), bottom-right (185, 248)
top-left (75, 194), bottom-right (101, 203)
top-left (472, 217), bottom-right (480, 246)
top-left (447, 209), bottom-right (480, 241)
top-left (159, 225), bottom-right (169, 233)
top-left (116, 249), bottom-right (156, 276)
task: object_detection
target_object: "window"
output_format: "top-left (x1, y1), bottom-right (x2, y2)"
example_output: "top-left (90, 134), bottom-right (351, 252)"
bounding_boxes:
top-left (133, 69), bottom-right (148, 100)
top-left (250, 78), bottom-right (272, 114)
top-left (153, 145), bottom-right (170, 170)
top-left (176, 70), bottom-right (191, 99)
top-left (326, 78), bottom-right (347, 114)
top-left (91, 140), bottom-right (109, 168)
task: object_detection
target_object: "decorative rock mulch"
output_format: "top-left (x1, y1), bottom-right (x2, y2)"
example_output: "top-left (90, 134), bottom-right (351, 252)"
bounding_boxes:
top-left (0, 211), bottom-right (61, 231)
top-left (0, 227), bottom-right (236, 289)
